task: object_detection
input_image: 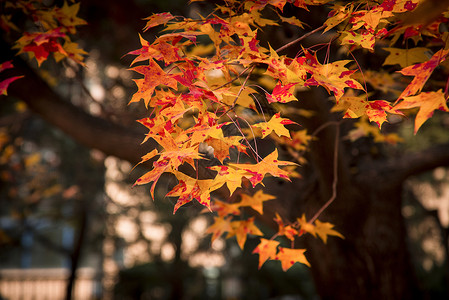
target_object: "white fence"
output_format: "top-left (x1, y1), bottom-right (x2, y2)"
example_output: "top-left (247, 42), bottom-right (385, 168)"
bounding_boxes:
top-left (0, 268), bottom-right (100, 300)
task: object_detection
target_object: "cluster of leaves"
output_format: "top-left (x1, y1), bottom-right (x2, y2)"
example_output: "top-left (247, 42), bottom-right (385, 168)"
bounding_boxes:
top-left (127, 0), bottom-right (449, 270)
top-left (0, 0), bottom-right (87, 95)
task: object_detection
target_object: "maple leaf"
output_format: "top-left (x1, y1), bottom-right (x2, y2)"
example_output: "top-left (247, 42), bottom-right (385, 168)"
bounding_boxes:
top-left (350, 8), bottom-right (392, 31)
top-left (333, 93), bottom-right (402, 128)
top-left (128, 34), bottom-right (182, 66)
top-left (398, 49), bottom-right (449, 99)
top-left (167, 176), bottom-right (216, 213)
top-left (129, 59), bottom-right (178, 107)
top-left (279, 15), bottom-right (304, 28)
top-left (143, 12), bottom-right (176, 31)
top-left (0, 76), bottom-right (24, 96)
top-left (14, 28), bottom-right (67, 66)
top-left (228, 149), bottom-right (296, 187)
top-left (296, 214), bottom-right (316, 237)
top-left (54, 41), bottom-right (88, 65)
top-left (252, 238), bottom-right (280, 269)
top-left (323, 4), bottom-right (353, 33)
top-left (0, 61), bottom-right (23, 96)
top-left (134, 159), bottom-right (170, 198)
top-left (314, 219), bottom-right (344, 243)
top-left (228, 217), bottom-right (263, 249)
top-left (265, 82), bottom-right (298, 103)
top-left (0, 15), bottom-right (19, 33)
top-left (237, 190), bottom-right (276, 214)
top-left (208, 165), bottom-right (247, 195)
top-left (383, 47), bottom-right (430, 68)
top-left (340, 30), bottom-right (375, 51)
top-left (206, 216), bottom-right (233, 243)
top-left (300, 51), bottom-right (364, 101)
top-left (210, 200), bottom-right (241, 217)
top-left (248, 0), bottom-right (288, 11)
top-left (205, 135), bottom-right (246, 163)
top-left (254, 113), bottom-right (297, 138)
top-left (276, 247), bottom-right (310, 270)
top-left (394, 90), bottom-right (449, 133)
top-left (288, 130), bottom-right (313, 152)
top-left (348, 117), bottom-right (404, 144)
top-left (53, 1), bottom-right (87, 33)
top-left (274, 213), bottom-right (298, 241)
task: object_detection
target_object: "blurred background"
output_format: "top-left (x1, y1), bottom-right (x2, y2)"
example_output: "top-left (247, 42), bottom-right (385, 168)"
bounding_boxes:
top-left (0, 0), bottom-right (448, 299)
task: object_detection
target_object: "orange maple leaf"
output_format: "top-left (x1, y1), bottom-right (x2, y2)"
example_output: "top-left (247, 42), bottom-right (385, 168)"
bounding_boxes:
top-left (167, 177), bottom-right (215, 213)
top-left (228, 149), bottom-right (296, 187)
top-left (228, 217), bottom-right (263, 249)
top-left (203, 135), bottom-right (246, 163)
top-left (252, 238), bottom-right (280, 269)
top-left (127, 34), bottom-right (182, 66)
top-left (276, 247), bottom-right (310, 270)
top-left (394, 90), bottom-right (449, 133)
top-left (274, 213), bottom-right (298, 241)
top-left (398, 49), bottom-right (449, 99)
top-left (129, 59), bottom-right (178, 107)
top-left (143, 12), bottom-right (176, 31)
top-left (206, 216), bottom-right (233, 243)
top-left (210, 200), bottom-right (241, 217)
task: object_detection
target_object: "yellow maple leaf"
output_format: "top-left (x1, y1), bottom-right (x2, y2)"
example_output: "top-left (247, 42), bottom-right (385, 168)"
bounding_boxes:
top-left (276, 247), bottom-right (310, 270)
top-left (314, 219), bottom-right (344, 244)
top-left (296, 214), bottom-right (316, 237)
top-left (208, 165), bottom-right (247, 196)
top-left (323, 4), bottom-right (353, 33)
top-left (228, 149), bottom-right (296, 187)
top-left (254, 113), bottom-right (297, 138)
top-left (383, 47), bottom-right (430, 68)
top-left (237, 190), bottom-right (276, 214)
top-left (340, 30), bottom-right (375, 51)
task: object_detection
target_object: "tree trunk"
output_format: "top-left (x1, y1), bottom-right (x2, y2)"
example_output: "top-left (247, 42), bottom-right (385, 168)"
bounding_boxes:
top-left (302, 184), bottom-right (419, 300)
top-left (65, 199), bottom-right (88, 300)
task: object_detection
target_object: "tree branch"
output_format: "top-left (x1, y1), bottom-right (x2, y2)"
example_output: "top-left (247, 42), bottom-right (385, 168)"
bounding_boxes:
top-left (360, 142), bottom-right (449, 188)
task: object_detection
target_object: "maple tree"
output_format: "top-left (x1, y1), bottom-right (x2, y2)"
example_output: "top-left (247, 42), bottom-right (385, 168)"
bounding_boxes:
top-left (2, 0), bottom-right (449, 299)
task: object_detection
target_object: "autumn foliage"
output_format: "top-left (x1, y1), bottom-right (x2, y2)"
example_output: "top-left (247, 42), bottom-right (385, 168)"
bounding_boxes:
top-left (3, 0), bottom-right (449, 271)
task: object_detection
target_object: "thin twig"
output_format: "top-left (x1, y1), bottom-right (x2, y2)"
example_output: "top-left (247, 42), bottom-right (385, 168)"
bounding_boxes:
top-left (309, 123), bottom-right (340, 223)
top-left (212, 65), bottom-right (251, 91)
top-left (219, 64), bottom-right (255, 117)
top-left (275, 24), bottom-right (326, 53)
